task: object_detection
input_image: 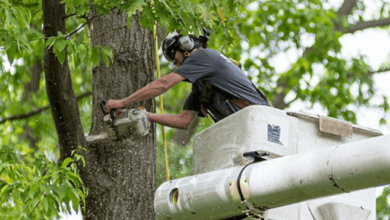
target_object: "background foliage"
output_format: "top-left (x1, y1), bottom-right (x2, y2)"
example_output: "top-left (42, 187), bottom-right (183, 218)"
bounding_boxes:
top-left (1, 0), bottom-right (390, 218)
top-left (0, 145), bottom-right (88, 219)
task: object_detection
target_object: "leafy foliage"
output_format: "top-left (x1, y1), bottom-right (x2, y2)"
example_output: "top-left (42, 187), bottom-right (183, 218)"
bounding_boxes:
top-left (377, 186), bottom-right (390, 219)
top-left (0, 145), bottom-right (88, 219)
top-left (0, 0), bottom-right (95, 155)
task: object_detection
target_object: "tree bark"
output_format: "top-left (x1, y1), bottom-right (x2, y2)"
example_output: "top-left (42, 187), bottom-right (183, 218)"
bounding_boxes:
top-left (82, 8), bottom-right (157, 219)
top-left (42, 0), bottom-right (86, 161)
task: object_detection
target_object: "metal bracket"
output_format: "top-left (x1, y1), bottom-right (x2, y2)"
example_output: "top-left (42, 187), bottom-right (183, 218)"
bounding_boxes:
top-left (319, 115), bottom-right (353, 138)
top-left (241, 200), bottom-right (265, 218)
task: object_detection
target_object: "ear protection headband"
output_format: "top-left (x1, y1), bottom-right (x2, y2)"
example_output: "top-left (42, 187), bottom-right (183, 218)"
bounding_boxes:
top-left (178, 35), bottom-right (195, 51)
top-left (162, 28), bottom-right (210, 62)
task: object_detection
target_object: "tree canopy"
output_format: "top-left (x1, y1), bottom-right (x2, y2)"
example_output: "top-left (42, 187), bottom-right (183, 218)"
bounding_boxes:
top-left (1, 0), bottom-right (390, 219)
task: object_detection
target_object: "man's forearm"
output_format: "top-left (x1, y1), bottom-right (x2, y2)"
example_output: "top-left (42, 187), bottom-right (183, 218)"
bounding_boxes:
top-left (147, 112), bottom-right (193, 130)
top-left (106, 73), bottom-right (185, 112)
top-left (122, 79), bottom-right (168, 106)
top-left (121, 72), bottom-right (185, 106)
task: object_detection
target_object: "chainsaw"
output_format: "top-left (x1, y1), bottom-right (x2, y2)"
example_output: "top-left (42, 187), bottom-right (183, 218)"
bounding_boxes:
top-left (88, 100), bottom-right (150, 141)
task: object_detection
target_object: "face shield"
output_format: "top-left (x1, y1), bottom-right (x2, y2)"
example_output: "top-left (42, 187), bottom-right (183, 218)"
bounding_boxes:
top-left (162, 40), bottom-right (177, 62)
top-left (162, 32), bottom-right (180, 62)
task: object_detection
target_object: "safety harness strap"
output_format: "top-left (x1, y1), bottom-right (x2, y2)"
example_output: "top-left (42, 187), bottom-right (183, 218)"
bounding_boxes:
top-left (200, 81), bottom-right (254, 120)
top-left (199, 81), bottom-right (214, 118)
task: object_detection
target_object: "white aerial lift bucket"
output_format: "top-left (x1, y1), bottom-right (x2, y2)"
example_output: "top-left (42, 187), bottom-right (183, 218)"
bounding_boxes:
top-left (155, 106), bottom-right (384, 220)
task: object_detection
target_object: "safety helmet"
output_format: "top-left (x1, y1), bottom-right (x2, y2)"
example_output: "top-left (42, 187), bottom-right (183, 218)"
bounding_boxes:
top-left (162, 27), bottom-right (211, 62)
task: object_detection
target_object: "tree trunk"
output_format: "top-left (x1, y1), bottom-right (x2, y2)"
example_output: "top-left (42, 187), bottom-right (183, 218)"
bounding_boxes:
top-left (82, 9), bottom-right (157, 219)
top-left (42, 0), bottom-right (86, 161)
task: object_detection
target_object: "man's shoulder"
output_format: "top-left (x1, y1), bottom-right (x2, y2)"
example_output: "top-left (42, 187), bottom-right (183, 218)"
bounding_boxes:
top-left (183, 49), bottom-right (219, 64)
top-left (192, 48), bottom-right (219, 57)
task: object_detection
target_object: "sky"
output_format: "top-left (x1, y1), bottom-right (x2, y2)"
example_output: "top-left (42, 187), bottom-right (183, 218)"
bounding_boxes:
top-left (59, 0), bottom-right (390, 219)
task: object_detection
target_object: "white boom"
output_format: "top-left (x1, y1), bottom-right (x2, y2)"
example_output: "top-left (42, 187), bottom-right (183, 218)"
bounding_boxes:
top-left (154, 134), bottom-right (390, 220)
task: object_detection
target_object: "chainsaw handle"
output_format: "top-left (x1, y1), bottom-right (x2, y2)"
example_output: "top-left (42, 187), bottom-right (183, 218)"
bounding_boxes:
top-left (100, 100), bottom-right (108, 115)
top-left (101, 100), bottom-right (116, 126)
top-left (110, 110), bottom-right (116, 126)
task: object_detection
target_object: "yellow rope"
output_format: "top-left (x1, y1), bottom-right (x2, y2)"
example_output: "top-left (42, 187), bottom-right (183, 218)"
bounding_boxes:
top-left (153, 24), bottom-right (170, 181)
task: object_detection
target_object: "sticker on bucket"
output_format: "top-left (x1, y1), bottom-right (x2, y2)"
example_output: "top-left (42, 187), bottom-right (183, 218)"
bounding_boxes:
top-left (268, 124), bottom-right (283, 145)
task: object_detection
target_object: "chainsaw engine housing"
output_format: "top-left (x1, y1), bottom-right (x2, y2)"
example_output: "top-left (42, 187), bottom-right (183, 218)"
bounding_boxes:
top-left (103, 107), bottom-right (150, 140)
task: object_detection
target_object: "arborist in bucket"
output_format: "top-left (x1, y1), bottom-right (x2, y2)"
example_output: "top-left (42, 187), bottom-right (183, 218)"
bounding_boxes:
top-left (106, 27), bottom-right (271, 129)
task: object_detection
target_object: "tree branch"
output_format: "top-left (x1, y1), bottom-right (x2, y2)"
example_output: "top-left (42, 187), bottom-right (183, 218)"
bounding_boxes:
top-left (369, 67), bottom-right (390, 76)
top-left (65, 14), bottom-right (102, 39)
top-left (334, 0), bottom-right (358, 32)
top-left (337, 0), bottom-right (358, 16)
top-left (284, 96), bottom-right (299, 110)
top-left (66, 22), bottom-right (89, 39)
top-left (347, 17), bottom-right (390, 34)
top-left (0, 91), bottom-right (92, 124)
top-left (64, 3), bottom-right (134, 39)
top-left (62, 13), bottom-right (77, 20)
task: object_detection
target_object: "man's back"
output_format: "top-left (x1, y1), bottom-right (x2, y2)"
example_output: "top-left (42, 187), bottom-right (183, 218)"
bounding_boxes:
top-left (175, 49), bottom-right (269, 121)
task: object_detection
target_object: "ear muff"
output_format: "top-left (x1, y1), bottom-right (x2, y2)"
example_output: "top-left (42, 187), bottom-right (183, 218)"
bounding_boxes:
top-left (178, 35), bottom-right (194, 51)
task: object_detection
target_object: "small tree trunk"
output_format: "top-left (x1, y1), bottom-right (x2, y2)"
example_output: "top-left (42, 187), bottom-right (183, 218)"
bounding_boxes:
top-left (42, 0), bottom-right (86, 161)
top-left (82, 9), bottom-right (157, 219)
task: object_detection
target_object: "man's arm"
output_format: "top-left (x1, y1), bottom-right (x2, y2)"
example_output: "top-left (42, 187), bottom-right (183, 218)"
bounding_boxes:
top-left (106, 72), bottom-right (185, 112)
top-left (147, 110), bottom-right (197, 130)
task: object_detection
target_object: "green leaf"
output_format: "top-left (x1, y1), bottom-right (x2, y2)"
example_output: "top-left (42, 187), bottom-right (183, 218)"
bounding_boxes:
top-left (100, 49), bottom-right (109, 67)
top-left (54, 186), bottom-right (68, 200)
top-left (127, 0), bottom-right (146, 15)
top-left (0, 185), bottom-right (8, 198)
top-left (28, 189), bottom-right (37, 199)
top-left (95, 5), bottom-right (110, 15)
top-left (30, 197), bottom-right (40, 210)
top-left (54, 48), bottom-right (66, 65)
top-left (61, 158), bottom-right (73, 168)
top-left (56, 31), bottom-right (66, 38)
top-left (54, 38), bottom-right (67, 52)
top-left (45, 37), bottom-right (57, 49)
top-left (40, 183), bottom-right (47, 193)
top-left (77, 5), bottom-right (90, 17)
top-left (42, 196), bottom-right (49, 212)
top-left (68, 189), bottom-right (79, 213)
top-left (91, 47), bottom-right (100, 67)
top-left (66, 172), bottom-right (82, 187)
top-left (77, 188), bottom-right (87, 211)
top-left (6, 43), bottom-right (17, 64)
top-left (78, 44), bottom-right (88, 60)
top-left (217, 7), bottom-right (226, 24)
top-left (5, 37), bottom-right (13, 51)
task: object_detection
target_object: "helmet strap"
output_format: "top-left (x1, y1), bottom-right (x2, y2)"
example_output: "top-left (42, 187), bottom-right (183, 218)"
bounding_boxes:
top-left (184, 51), bottom-right (191, 57)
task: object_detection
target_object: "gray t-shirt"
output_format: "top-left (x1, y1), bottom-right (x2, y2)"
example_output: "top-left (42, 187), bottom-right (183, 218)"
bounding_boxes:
top-left (175, 49), bottom-right (269, 122)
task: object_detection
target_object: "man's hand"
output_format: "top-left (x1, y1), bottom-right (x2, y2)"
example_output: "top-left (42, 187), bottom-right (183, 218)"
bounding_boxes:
top-left (106, 99), bottom-right (125, 113)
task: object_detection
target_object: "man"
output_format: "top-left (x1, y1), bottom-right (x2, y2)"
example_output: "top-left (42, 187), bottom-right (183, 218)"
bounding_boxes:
top-left (106, 28), bottom-right (270, 129)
